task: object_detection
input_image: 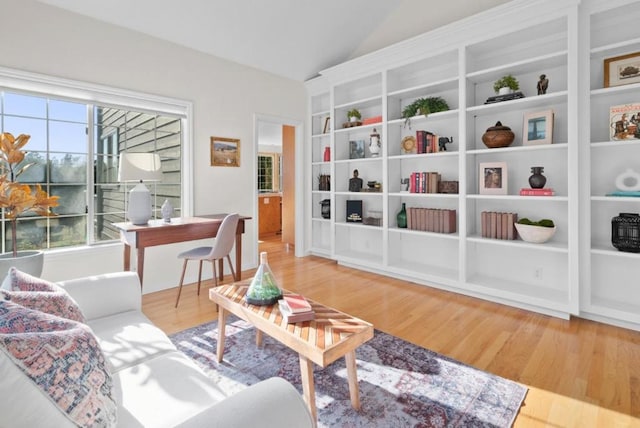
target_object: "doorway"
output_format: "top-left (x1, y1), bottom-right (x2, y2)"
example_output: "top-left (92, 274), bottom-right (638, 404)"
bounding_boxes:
top-left (254, 115), bottom-right (304, 257)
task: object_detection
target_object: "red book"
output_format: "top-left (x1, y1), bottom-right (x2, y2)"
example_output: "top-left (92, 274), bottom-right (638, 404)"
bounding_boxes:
top-left (282, 294), bottom-right (312, 313)
top-left (278, 300), bottom-right (315, 323)
top-left (520, 188), bottom-right (555, 196)
top-left (362, 116), bottom-right (382, 125)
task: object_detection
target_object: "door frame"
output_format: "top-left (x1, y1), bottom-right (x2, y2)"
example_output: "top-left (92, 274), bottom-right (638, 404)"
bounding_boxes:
top-left (253, 114), bottom-right (304, 257)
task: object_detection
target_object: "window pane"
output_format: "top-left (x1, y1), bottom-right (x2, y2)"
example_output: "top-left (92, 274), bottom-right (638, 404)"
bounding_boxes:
top-left (4, 92), bottom-right (46, 118)
top-left (6, 218), bottom-right (47, 252)
top-left (50, 153), bottom-right (87, 183)
top-left (49, 216), bottom-right (86, 248)
top-left (50, 121), bottom-right (87, 152)
top-left (94, 154), bottom-right (119, 184)
top-left (94, 184), bottom-right (125, 215)
top-left (51, 185), bottom-right (86, 215)
top-left (17, 152), bottom-right (47, 183)
top-left (2, 116), bottom-right (47, 151)
top-left (94, 214), bottom-right (124, 242)
top-left (49, 99), bottom-right (86, 122)
top-left (94, 126), bottom-right (119, 155)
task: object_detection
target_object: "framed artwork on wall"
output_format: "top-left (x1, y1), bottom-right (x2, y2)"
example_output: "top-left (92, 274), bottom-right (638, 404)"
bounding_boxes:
top-left (604, 52), bottom-right (640, 88)
top-left (479, 161), bottom-right (508, 195)
top-left (210, 137), bottom-right (240, 167)
top-left (523, 110), bottom-right (554, 146)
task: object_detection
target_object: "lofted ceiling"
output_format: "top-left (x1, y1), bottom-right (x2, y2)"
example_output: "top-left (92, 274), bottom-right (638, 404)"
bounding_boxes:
top-left (36, 0), bottom-right (511, 82)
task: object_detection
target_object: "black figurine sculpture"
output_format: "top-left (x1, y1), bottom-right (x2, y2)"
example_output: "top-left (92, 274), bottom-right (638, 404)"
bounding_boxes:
top-left (349, 169), bottom-right (363, 192)
top-left (537, 74), bottom-right (549, 95)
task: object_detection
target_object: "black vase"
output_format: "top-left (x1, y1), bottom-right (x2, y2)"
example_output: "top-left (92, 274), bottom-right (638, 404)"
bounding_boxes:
top-left (528, 166), bottom-right (546, 189)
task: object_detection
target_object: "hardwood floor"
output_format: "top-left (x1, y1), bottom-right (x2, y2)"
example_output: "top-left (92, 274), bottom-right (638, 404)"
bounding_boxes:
top-left (142, 236), bottom-right (640, 427)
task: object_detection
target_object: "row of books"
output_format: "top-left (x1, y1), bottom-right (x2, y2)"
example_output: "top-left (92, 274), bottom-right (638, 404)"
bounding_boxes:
top-left (481, 211), bottom-right (518, 240)
top-left (415, 130), bottom-right (443, 154)
top-left (409, 171), bottom-right (441, 194)
top-left (519, 187), bottom-right (555, 196)
top-left (407, 208), bottom-right (456, 233)
top-left (278, 294), bottom-right (314, 323)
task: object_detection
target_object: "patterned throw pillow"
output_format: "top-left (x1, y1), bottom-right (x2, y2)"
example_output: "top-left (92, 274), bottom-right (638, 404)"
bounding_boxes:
top-left (0, 299), bottom-right (117, 427)
top-left (1, 268), bottom-right (86, 323)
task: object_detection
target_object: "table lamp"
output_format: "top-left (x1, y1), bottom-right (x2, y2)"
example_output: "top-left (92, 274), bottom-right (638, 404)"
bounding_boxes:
top-left (118, 152), bottom-right (162, 225)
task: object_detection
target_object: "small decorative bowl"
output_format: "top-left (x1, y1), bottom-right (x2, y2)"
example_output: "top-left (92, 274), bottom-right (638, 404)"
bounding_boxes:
top-left (514, 223), bottom-right (556, 244)
top-left (482, 121), bottom-right (515, 148)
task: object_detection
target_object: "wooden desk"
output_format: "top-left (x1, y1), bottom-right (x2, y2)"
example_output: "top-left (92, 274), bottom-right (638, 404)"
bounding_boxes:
top-left (210, 283), bottom-right (374, 423)
top-left (113, 215), bottom-right (250, 288)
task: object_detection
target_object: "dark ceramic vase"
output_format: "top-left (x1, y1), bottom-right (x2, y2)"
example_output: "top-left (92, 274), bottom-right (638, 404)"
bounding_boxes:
top-left (528, 166), bottom-right (546, 189)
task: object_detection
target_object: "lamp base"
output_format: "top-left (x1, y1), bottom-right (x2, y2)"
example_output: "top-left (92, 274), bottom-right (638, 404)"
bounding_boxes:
top-left (128, 182), bottom-right (152, 225)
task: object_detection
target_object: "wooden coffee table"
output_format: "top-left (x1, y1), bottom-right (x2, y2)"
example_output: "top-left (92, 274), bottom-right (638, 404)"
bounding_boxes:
top-left (209, 283), bottom-right (374, 423)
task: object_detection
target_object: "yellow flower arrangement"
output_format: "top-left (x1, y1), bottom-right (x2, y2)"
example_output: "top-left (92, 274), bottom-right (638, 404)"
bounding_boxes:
top-left (0, 132), bottom-right (59, 257)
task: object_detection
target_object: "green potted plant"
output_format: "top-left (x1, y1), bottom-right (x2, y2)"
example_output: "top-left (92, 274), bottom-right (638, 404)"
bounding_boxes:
top-left (493, 74), bottom-right (520, 95)
top-left (0, 132), bottom-right (59, 277)
top-left (401, 96), bottom-right (449, 127)
top-left (347, 108), bottom-right (361, 123)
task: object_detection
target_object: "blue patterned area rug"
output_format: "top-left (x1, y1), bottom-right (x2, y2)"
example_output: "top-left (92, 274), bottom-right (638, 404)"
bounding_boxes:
top-left (170, 316), bottom-right (527, 427)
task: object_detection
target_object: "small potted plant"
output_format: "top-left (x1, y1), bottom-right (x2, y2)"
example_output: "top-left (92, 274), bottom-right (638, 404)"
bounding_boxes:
top-left (493, 74), bottom-right (520, 95)
top-left (347, 108), bottom-right (361, 123)
top-left (401, 96), bottom-right (449, 128)
top-left (0, 132), bottom-right (59, 277)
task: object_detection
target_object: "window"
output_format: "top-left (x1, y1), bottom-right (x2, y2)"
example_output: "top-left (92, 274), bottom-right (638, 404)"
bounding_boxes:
top-left (257, 153), bottom-right (280, 193)
top-left (0, 90), bottom-right (183, 252)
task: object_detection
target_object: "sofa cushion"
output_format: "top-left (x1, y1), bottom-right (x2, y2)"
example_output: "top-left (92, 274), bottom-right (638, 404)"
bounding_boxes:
top-left (87, 310), bottom-right (178, 372)
top-left (115, 351), bottom-right (227, 427)
top-left (1, 267), bottom-right (86, 323)
top-left (0, 299), bottom-right (116, 427)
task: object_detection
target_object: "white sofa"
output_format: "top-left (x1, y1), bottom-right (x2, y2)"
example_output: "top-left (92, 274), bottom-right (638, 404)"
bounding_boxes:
top-left (2, 271), bottom-right (313, 428)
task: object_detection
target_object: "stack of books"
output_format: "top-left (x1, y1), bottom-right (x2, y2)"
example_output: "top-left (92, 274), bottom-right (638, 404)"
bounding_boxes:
top-left (278, 294), bottom-right (314, 323)
top-left (520, 188), bottom-right (555, 196)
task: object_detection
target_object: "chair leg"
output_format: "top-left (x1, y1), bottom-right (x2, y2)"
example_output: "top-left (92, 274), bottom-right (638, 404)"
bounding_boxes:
top-left (225, 255), bottom-right (236, 282)
top-left (197, 260), bottom-right (204, 296)
top-left (175, 259), bottom-right (189, 308)
top-left (211, 260), bottom-right (219, 312)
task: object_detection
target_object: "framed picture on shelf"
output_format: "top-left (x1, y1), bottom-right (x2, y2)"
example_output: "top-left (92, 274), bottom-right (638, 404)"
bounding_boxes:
top-left (479, 161), bottom-right (508, 195)
top-left (610, 103), bottom-right (640, 141)
top-left (210, 137), bottom-right (240, 167)
top-left (604, 52), bottom-right (640, 88)
top-left (349, 140), bottom-right (365, 159)
top-left (523, 110), bottom-right (554, 146)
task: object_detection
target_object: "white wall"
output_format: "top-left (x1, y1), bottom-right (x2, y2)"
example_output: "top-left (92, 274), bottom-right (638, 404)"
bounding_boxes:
top-left (0, 0), bottom-right (306, 292)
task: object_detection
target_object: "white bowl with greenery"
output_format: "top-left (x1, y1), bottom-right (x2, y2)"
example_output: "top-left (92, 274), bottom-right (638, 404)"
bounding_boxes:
top-left (514, 220), bottom-right (556, 244)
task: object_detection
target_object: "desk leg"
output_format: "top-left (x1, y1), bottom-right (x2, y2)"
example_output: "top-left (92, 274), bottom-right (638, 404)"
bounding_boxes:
top-left (123, 244), bottom-right (131, 271)
top-left (136, 247), bottom-right (145, 289)
top-left (345, 350), bottom-right (361, 410)
top-left (234, 232), bottom-right (242, 281)
top-left (216, 308), bottom-right (228, 363)
top-left (299, 355), bottom-right (317, 424)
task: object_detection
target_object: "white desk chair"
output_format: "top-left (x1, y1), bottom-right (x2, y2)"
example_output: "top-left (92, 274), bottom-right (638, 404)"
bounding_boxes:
top-left (175, 213), bottom-right (240, 307)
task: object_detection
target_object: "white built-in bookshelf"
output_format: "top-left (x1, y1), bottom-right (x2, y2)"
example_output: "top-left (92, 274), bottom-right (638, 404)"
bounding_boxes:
top-left (305, 0), bottom-right (640, 331)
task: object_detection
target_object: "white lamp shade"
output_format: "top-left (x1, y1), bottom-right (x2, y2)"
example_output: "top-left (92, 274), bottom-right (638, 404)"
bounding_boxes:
top-left (118, 152), bottom-right (162, 225)
top-left (118, 152), bottom-right (162, 182)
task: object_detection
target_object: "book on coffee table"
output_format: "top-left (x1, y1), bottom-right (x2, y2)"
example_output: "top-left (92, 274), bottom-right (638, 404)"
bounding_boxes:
top-left (278, 299), bottom-right (315, 323)
top-left (281, 294), bottom-right (312, 313)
